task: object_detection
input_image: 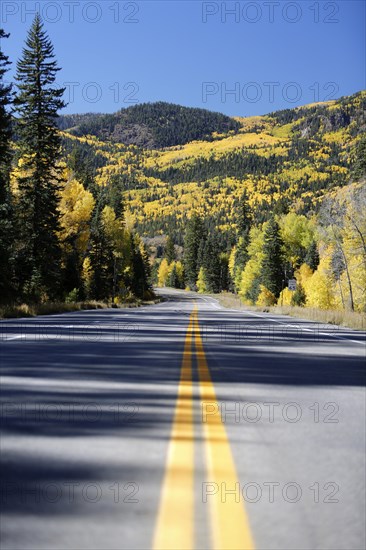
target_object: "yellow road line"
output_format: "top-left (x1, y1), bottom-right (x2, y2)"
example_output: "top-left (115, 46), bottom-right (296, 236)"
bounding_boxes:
top-left (153, 308), bottom-right (196, 550)
top-left (193, 309), bottom-right (255, 550)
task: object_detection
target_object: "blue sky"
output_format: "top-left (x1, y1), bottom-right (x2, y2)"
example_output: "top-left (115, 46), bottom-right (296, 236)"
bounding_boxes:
top-left (1, 0), bottom-right (365, 116)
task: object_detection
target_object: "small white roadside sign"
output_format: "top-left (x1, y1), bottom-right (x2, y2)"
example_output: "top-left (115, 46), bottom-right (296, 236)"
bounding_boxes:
top-left (288, 279), bottom-right (297, 291)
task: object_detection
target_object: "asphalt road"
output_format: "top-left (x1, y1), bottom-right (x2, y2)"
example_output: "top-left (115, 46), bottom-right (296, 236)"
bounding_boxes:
top-left (1, 288), bottom-right (365, 550)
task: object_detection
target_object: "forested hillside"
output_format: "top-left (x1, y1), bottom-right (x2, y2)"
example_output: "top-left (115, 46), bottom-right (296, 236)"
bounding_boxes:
top-left (60, 91), bottom-right (365, 243)
top-left (58, 102), bottom-right (240, 148)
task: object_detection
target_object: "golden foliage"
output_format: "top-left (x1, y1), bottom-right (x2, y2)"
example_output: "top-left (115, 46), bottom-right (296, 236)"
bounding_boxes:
top-left (58, 175), bottom-right (95, 253)
top-left (197, 267), bottom-right (207, 294)
top-left (256, 286), bottom-right (277, 306)
top-left (158, 259), bottom-right (170, 287)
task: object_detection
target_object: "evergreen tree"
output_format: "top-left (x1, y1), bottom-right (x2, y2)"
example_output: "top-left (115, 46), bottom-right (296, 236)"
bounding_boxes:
top-left (129, 236), bottom-right (151, 298)
top-left (272, 197), bottom-right (290, 216)
top-left (305, 240), bottom-right (320, 271)
top-left (218, 252), bottom-right (230, 292)
top-left (261, 218), bottom-right (285, 298)
top-left (140, 242), bottom-right (152, 294)
top-left (183, 213), bottom-right (205, 289)
top-left (197, 233), bottom-right (207, 274)
top-left (164, 235), bottom-right (176, 263)
top-left (235, 235), bottom-right (250, 271)
top-left (87, 198), bottom-right (114, 300)
top-left (202, 233), bottom-right (221, 293)
top-left (0, 29), bottom-right (14, 303)
top-left (237, 189), bottom-right (252, 240)
top-left (352, 134), bottom-right (366, 181)
top-left (232, 236), bottom-right (249, 293)
top-left (168, 263), bottom-right (179, 288)
top-left (14, 14), bottom-right (66, 300)
top-left (67, 146), bottom-right (96, 191)
top-left (0, 29), bottom-right (12, 188)
top-left (106, 173), bottom-right (125, 218)
top-left (62, 244), bottom-right (85, 299)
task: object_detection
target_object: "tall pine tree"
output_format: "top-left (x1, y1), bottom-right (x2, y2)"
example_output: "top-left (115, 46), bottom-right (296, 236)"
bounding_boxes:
top-left (305, 240), bottom-right (320, 271)
top-left (261, 218), bottom-right (285, 298)
top-left (183, 213), bottom-right (205, 289)
top-left (164, 235), bottom-right (176, 263)
top-left (232, 189), bottom-right (253, 291)
top-left (87, 191), bottom-right (114, 301)
top-left (0, 29), bottom-right (14, 303)
top-left (14, 14), bottom-right (65, 301)
top-left (129, 235), bottom-right (151, 299)
top-left (352, 134), bottom-right (366, 181)
top-left (237, 188), bottom-right (252, 240)
top-left (202, 233), bottom-right (222, 293)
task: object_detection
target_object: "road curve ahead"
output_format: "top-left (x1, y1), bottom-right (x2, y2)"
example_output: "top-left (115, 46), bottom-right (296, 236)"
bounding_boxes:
top-left (1, 288), bottom-right (365, 550)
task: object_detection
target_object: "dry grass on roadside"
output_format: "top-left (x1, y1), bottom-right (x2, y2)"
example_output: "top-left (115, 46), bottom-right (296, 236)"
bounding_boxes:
top-left (211, 292), bottom-right (366, 331)
top-left (0, 301), bottom-right (108, 319)
top-left (271, 305), bottom-right (366, 331)
top-left (0, 297), bottom-right (161, 319)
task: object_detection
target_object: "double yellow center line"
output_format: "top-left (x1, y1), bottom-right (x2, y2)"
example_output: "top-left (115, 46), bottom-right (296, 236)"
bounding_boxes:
top-left (153, 306), bottom-right (254, 550)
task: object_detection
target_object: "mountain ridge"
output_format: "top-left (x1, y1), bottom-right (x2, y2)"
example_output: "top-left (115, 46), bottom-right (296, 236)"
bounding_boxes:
top-left (57, 101), bottom-right (241, 149)
top-left (60, 91), bottom-right (366, 243)
top-left (58, 93), bottom-right (364, 148)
